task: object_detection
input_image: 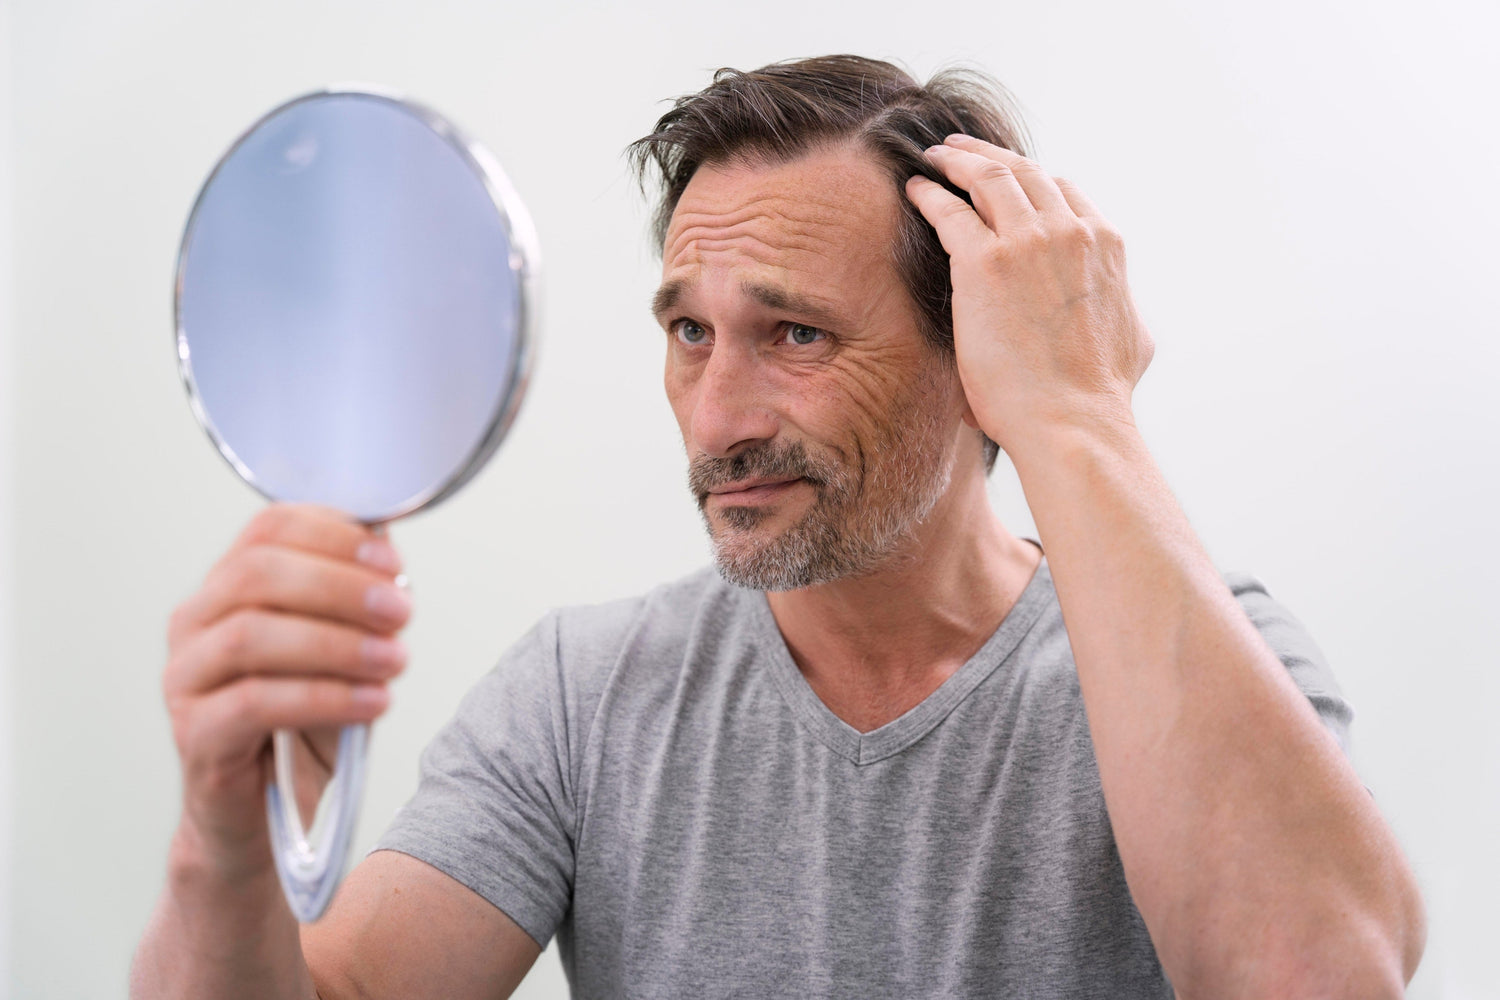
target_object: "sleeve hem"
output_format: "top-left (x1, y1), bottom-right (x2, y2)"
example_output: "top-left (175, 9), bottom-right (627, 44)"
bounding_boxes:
top-left (369, 839), bottom-right (562, 950)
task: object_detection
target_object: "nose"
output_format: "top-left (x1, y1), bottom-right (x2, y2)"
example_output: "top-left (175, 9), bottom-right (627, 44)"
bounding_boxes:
top-left (687, 339), bottom-right (779, 459)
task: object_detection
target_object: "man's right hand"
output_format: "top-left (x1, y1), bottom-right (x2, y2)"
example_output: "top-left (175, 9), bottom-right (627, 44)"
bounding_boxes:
top-left (136, 502), bottom-right (541, 1000)
top-left (162, 502), bottom-right (411, 880)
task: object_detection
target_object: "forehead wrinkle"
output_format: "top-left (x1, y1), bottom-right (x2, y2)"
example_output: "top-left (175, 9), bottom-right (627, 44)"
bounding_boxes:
top-left (664, 214), bottom-right (847, 270)
top-left (659, 149), bottom-right (908, 330)
top-left (668, 234), bottom-right (832, 279)
top-left (664, 179), bottom-right (875, 266)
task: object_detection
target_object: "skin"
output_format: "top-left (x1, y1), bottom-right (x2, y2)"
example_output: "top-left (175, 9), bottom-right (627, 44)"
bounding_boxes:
top-left (131, 135), bottom-right (1427, 1000)
top-left (906, 136), bottom-right (1427, 997)
top-left (656, 145), bottom-right (1042, 728)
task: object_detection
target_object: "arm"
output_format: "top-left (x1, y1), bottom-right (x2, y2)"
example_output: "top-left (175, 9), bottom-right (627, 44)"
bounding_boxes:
top-left (131, 821), bottom-right (317, 1000)
top-left (130, 504), bottom-right (539, 1000)
top-left (908, 137), bottom-right (1425, 999)
top-left (1010, 417), bottom-right (1422, 999)
top-left (303, 851), bottom-right (540, 999)
top-left (131, 836), bottom-right (540, 1000)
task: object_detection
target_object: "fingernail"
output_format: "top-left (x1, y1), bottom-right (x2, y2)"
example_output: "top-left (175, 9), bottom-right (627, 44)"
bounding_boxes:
top-left (945, 133), bottom-right (968, 144)
top-left (360, 636), bottom-right (407, 674)
top-left (393, 572), bottom-right (411, 592)
top-left (356, 539), bottom-right (403, 574)
top-left (366, 583), bottom-right (413, 625)
top-left (351, 684), bottom-right (390, 710)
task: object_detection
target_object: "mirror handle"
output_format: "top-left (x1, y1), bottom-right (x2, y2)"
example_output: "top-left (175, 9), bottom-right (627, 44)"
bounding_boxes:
top-left (265, 724), bottom-right (369, 922)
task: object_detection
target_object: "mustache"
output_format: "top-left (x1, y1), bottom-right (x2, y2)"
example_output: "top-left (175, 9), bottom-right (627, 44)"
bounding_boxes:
top-left (687, 441), bottom-right (831, 505)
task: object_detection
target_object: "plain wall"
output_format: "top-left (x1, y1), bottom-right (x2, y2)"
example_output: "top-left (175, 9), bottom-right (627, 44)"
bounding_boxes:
top-left (5, 0), bottom-right (1498, 997)
top-left (0, 0), bottom-right (14, 990)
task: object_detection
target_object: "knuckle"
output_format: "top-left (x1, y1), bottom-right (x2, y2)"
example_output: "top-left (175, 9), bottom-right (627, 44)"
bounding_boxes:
top-left (1013, 223), bottom-right (1050, 254)
top-left (939, 199), bottom-right (975, 223)
top-left (239, 505), bottom-right (289, 548)
top-left (165, 694), bottom-right (192, 744)
top-left (226, 676), bottom-right (265, 723)
top-left (216, 608), bottom-right (263, 666)
top-left (166, 601), bottom-right (191, 648)
top-left (223, 546), bottom-right (273, 601)
top-left (162, 653), bottom-right (186, 699)
top-left (1064, 219), bottom-right (1095, 246)
top-left (982, 239), bottom-right (1018, 268)
top-left (976, 161), bottom-right (1013, 184)
top-left (1095, 221), bottom-right (1125, 248)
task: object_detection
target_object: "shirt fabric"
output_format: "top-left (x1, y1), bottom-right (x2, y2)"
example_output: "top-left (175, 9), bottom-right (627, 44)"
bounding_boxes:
top-left (375, 553), bottom-right (1354, 999)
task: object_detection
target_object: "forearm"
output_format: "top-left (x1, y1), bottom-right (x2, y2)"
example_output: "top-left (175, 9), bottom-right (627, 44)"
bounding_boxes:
top-left (130, 821), bottom-right (317, 1000)
top-left (1008, 418), bottom-right (1424, 999)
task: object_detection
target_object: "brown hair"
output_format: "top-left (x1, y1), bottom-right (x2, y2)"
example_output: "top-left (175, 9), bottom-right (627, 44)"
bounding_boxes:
top-left (627, 54), bottom-right (1033, 473)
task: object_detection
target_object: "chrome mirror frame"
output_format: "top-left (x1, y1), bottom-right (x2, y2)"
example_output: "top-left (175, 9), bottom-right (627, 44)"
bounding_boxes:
top-left (172, 85), bottom-right (540, 921)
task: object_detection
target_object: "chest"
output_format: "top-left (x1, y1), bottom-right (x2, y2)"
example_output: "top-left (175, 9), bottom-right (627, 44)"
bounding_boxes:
top-left (561, 666), bottom-right (1169, 998)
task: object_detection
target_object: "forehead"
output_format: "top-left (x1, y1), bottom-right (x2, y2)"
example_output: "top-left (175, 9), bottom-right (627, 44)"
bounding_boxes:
top-left (660, 142), bottom-right (902, 295)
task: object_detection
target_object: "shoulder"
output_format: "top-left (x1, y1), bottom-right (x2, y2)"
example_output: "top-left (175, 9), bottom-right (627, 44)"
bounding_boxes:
top-left (1221, 569), bottom-right (1335, 688)
top-left (548, 564), bottom-right (743, 681)
top-left (1221, 568), bottom-right (1355, 750)
top-left (506, 565), bottom-right (751, 735)
top-left (429, 565), bottom-right (750, 800)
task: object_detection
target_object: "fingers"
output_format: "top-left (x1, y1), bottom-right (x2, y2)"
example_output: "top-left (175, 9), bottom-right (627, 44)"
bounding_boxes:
top-left (172, 541), bottom-right (412, 646)
top-left (1054, 176), bottom-right (1104, 220)
top-left (167, 607), bottom-right (408, 696)
top-left (227, 502), bottom-right (403, 582)
top-left (935, 134), bottom-right (1100, 223)
top-left (184, 675), bottom-right (391, 765)
top-left (922, 144), bottom-right (1036, 230)
top-left (904, 175), bottom-right (993, 257)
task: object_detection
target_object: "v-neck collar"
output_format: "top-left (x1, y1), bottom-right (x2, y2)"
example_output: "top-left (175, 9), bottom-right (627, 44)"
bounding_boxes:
top-left (749, 552), bottom-right (1054, 766)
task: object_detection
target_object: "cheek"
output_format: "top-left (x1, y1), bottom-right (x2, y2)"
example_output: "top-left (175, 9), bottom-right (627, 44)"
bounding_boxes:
top-left (663, 354), bottom-right (695, 434)
top-left (813, 349), bottom-right (931, 435)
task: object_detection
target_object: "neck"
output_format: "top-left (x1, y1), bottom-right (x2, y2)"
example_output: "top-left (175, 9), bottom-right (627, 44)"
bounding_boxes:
top-left (765, 468), bottom-right (1043, 733)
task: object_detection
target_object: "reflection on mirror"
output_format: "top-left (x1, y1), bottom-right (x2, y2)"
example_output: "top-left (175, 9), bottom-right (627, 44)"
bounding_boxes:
top-left (173, 87), bottom-right (539, 921)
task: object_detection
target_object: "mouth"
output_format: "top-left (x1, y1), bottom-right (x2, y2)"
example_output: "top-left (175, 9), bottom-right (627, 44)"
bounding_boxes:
top-left (705, 477), bottom-right (806, 505)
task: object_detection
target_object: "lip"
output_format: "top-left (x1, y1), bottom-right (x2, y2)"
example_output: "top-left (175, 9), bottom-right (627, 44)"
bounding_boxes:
top-left (707, 477), bottom-right (805, 504)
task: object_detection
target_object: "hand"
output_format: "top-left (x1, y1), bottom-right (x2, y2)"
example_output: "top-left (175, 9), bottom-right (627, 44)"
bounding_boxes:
top-left (904, 134), bottom-right (1154, 455)
top-left (162, 503), bottom-right (412, 879)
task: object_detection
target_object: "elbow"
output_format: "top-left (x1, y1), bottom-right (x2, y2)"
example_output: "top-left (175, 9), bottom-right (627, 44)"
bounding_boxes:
top-left (1172, 895), bottom-right (1427, 1000)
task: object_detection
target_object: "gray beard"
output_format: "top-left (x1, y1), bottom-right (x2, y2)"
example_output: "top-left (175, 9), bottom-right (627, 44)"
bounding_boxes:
top-left (691, 389), bottom-right (953, 592)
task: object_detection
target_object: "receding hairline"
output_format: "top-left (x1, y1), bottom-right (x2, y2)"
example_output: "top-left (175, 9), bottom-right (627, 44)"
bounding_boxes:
top-left (652, 137), bottom-right (908, 262)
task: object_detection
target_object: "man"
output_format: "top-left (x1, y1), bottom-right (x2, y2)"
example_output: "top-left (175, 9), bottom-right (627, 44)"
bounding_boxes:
top-left (132, 56), bottom-right (1425, 998)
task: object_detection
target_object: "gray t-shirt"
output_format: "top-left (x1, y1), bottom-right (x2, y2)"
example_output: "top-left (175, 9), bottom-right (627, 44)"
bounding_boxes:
top-left (375, 555), bottom-right (1354, 999)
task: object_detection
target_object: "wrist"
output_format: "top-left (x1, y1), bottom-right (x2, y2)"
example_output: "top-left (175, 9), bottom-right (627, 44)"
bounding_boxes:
top-left (168, 817), bottom-right (282, 910)
top-left (1001, 405), bottom-right (1144, 479)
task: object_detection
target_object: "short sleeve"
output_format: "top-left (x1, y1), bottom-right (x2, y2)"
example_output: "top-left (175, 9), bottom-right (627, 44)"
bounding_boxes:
top-left (1225, 571), bottom-right (1356, 757)
top-left (374, 612), bottom-right (575, 948)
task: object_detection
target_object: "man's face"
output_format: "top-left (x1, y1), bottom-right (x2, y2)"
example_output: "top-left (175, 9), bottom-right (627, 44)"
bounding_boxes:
top-left (654, 142), bottom-right (970, 590)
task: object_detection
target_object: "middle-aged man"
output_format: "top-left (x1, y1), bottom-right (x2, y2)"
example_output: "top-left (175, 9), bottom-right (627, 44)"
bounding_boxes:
top-left (132, 55), bottom-right (1426, 999)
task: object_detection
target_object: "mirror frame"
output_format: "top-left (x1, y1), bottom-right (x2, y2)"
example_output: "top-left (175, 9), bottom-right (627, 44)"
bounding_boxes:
top-left (171, 83), bottom-right (542, 526)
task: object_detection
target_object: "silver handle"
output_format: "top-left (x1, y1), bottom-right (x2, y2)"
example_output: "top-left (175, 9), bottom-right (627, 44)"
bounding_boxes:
top-left (265, 723), bottom-right (369, 922)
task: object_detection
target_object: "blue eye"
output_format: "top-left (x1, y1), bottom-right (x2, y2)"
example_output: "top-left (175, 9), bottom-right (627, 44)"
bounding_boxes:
top-left (787, 323), bottom-right (824, 345)
top-left (675, 320), bottom-right (707, 345)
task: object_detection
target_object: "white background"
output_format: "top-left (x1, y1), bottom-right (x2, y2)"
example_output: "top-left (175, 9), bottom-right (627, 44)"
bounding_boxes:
top-left (2, 0), bottom-right (1497, 996)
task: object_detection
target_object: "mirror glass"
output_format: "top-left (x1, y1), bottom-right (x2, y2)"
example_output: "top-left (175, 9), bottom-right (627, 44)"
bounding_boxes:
top-left (177, 89), bottom-right (536, 523)
top-left (174, 88), bottom-right (538, 920)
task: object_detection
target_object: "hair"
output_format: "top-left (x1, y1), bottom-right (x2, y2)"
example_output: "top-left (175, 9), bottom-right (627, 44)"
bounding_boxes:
top-left (627, 54), bottom-right (1034, 474)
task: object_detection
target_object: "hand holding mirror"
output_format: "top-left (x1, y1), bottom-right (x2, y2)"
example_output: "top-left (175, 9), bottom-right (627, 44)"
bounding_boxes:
top-left (173, 87), bottom-right (538, 921)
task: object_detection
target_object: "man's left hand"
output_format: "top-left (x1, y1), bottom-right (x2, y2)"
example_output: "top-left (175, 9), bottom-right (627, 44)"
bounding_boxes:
top-left (905, 135), bottom-right (1154, 455)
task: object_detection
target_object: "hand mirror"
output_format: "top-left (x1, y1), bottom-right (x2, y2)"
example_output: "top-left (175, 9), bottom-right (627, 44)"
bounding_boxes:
top-left (173, 86), bottom-right (539, 921)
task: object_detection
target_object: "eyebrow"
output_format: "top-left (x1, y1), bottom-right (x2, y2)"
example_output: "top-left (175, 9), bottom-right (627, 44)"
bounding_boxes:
top-left (650, 279), bottom-right (845, 328)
